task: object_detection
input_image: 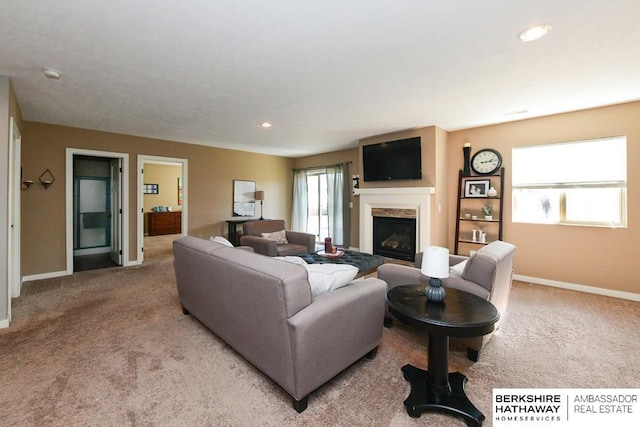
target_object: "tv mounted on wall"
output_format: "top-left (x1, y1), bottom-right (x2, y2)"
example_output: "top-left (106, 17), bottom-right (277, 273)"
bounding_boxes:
top-left (362, 137), bottom-right (422, 182)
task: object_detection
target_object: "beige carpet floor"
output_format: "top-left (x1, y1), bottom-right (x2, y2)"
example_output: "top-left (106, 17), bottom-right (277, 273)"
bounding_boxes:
top-left (1, 235), bottom-right (639, 426)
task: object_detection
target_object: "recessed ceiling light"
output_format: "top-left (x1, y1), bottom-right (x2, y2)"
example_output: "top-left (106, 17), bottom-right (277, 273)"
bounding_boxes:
top-left (260, 122), bottom-right (272, 128)
top-left (42, 67), bottom-right (62, 79)
top-left (518, 24), bottom-right (552, 42)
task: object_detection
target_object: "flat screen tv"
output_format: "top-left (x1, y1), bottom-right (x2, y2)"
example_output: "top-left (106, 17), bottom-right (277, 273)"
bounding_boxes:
top-left (362, 137), bottom-right (422, 182)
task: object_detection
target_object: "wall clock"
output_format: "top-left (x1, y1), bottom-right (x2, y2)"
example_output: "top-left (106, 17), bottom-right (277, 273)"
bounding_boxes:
top-left (470, 148), bottom-right (502, 175)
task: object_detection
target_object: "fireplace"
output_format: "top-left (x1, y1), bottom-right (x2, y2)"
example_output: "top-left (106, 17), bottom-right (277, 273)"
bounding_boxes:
top-left (373, 216), bottom-right (417, 262)
top-left (355, 186), bottom-right (435, 257)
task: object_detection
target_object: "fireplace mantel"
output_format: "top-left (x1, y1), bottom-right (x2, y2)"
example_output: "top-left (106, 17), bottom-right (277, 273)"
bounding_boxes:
top-left (354, 187), bottom-right (435, 254)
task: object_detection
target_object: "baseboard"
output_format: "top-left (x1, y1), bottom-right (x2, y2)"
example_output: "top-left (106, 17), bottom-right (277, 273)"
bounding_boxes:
top-left (514, 274), bottom-right (640, 302)
top-left (22, 270), bottom-right (70, 283)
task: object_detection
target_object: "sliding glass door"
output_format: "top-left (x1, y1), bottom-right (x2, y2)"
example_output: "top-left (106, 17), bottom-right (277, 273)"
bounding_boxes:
top-left (306, 171), bottom-right (329, 243)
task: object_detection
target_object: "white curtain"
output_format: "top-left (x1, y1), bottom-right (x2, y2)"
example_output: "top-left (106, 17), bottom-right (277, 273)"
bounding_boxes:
top-left (326, 163), bottom-right (350, 247)
top-left (291, 168), bottom-right (308, 232)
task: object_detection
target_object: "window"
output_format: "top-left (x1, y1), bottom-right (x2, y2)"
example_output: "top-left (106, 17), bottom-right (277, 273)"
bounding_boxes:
top-left (306, 170), bottom-right (329, 242)
top-left (512, 136), bottom-right (627, 227)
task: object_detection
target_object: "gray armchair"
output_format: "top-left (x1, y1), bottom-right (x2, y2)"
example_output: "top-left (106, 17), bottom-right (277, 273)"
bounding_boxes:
top-left (377, 240), bottom-right (516, 361)
top-left (240, 219), bottom-right (316, 256)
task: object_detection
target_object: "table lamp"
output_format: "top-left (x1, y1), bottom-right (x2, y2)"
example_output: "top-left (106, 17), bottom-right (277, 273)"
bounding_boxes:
top-left (421, 246), bottom-right (450, 302)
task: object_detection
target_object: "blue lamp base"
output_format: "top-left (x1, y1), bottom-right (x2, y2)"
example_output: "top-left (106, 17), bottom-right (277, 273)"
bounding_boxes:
top-left (426, 277), bottom-right (446, 302)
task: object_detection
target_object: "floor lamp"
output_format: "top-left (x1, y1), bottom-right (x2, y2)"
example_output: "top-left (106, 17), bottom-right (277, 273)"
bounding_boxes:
top-left (255, 190), bottom-right (265, 220)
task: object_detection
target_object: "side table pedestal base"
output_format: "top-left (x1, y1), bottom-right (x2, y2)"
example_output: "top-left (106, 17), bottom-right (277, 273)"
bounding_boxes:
top-left (401, 364), bottom-right (485, 427)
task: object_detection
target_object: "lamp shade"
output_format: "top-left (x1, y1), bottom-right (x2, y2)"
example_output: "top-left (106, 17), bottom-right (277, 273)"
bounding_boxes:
top-left (254, 190), bottom-right (265, 201)
top-left (420, 246), bottom-right (450, 279)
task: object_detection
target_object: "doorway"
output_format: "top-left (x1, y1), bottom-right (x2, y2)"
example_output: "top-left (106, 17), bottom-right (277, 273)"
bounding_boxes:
top-left (136, 155), bottom-right (188, 264)
top-left (65, 149), bottom-right (129, 274)
top-left (72, 156), bottom-right (121, 272)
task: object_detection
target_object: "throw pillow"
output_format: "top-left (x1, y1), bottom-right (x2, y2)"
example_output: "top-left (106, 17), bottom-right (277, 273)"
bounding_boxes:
top-left (210, 236), bottom-right (234, 247)
top-left (304, 264), bottom-right (358, 298)
top-left (449, 259), bottom-right (468, 277)
top-left (261, 229), bottom-right (288, 244)
top-left (273, 256), bottom-right (308, 266)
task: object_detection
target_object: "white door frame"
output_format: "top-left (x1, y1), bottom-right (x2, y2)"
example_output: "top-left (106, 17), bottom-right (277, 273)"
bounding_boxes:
top-left (66, 148), bottom-right (130, 274)
top-left (109, 158), bottom-right (123, 265)
top-left (7, 118), bottom-right (21, 309)
top-left (136, 155), bottom-right (187, 264)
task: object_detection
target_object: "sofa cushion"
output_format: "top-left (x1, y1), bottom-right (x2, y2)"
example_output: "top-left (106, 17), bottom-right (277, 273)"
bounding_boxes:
top-left (262, 229), bottom-right (289, 244)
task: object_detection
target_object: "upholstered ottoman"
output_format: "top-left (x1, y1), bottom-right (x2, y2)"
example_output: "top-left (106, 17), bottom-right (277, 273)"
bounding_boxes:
top-left (298, 250), bottom-right (385, 277)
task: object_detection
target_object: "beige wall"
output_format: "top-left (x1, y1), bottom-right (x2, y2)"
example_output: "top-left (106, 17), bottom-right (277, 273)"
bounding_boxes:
top-left (21, 122), bottom-right (294, 276)
top-left (295, 104), bottom-right (640, 296)
top-left (448, 101), bottom-right (640, 294)
top-left (357, 126), bottom-right (450, 247)
top-left (292, 128), bottom-right (450, 249)
top-left (13, 96), bottom-right (640, 303)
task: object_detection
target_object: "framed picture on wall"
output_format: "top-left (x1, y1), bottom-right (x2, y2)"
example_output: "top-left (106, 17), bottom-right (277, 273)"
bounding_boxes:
top-left (233, 180), bottom-right (256, 216)
top-left (143, 183), bottom-right (159, 194)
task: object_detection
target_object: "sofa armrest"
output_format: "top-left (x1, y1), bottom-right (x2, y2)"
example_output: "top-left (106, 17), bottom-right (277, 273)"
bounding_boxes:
top-left (377, 263), bottom-right (428, 290)
top-left (286, 278), bottom-right (387, 399)
top-left (239, 235), bottom-right (277, 256)
top-left (285, 231), bottom-right (316, 253)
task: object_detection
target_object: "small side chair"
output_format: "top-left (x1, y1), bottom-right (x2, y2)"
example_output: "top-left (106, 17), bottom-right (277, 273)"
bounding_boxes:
top-left (377, 240), bottom-right (516, 361)
top-left (240, 219), bottom-right (316, 257)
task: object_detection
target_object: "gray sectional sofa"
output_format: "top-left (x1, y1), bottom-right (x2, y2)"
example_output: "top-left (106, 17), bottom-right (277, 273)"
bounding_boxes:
top-left (173, 236), bottom-right (387, 412)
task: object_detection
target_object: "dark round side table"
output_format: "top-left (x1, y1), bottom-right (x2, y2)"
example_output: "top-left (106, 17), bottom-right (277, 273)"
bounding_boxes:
top-left (386, 284), bottom-right (499, 427)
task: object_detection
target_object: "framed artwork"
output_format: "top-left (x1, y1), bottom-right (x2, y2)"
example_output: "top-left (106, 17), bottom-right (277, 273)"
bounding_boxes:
top-left (233, 180), bottom-right (256, 216)
top-left (464, 179), bottom-right (490, 197)
top-left (177, 177), bottom-right (183, 205)
top-left (143, 183), bottom-right (159, 194)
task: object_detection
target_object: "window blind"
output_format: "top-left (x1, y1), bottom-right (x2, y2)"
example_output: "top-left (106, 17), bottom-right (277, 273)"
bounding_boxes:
top-left (512, 136), bottom-right (627, 187)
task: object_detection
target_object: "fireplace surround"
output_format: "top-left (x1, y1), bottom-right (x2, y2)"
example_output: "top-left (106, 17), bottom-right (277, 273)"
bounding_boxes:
top-left (355, 187), bottom-right (435, 257)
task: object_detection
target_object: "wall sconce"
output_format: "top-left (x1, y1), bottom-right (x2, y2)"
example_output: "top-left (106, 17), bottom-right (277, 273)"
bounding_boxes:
top-left (352, 174), bottom-right (360, 189)
top-left (39, 169), bottom-right (56, 189)
top-left (22, 179), bottom-right (34, 190)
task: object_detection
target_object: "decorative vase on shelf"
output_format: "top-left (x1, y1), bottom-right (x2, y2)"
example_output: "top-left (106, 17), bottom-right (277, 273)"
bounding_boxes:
top-left (463, 143), bottom-right (471, 177)
top-left (487, 186), bottom-right (498, 197)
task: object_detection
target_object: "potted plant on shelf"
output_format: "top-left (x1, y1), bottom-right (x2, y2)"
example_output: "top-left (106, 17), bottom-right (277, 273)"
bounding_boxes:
top-left (482, 205), bottom-right (493, 221)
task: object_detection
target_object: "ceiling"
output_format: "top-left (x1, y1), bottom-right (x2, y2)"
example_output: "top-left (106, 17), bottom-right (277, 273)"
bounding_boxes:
top-left (1, 1), bottom-right (639, 157)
